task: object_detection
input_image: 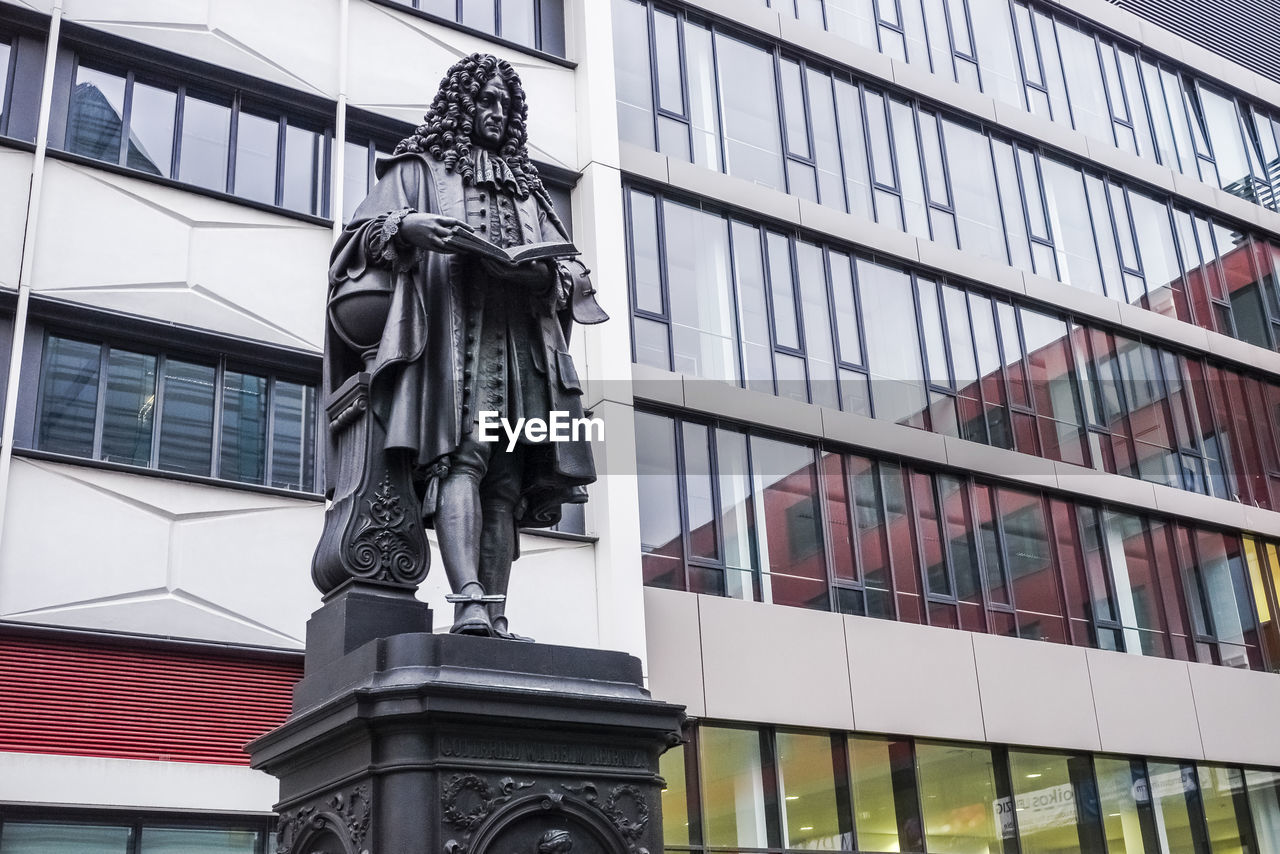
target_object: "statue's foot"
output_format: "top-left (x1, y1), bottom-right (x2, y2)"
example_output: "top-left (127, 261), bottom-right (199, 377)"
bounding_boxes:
top-left (492, 616), bottom-right (535, 643)
top-left (450, 602), bottom-right (495, 636)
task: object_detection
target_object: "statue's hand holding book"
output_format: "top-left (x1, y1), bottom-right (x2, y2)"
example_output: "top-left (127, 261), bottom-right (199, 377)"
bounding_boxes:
top-left (443, 228), bottom-right (579, 265)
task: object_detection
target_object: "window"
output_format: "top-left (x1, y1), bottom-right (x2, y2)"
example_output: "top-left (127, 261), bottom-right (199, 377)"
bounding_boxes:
top-left (61, 56), bottom-right (331, 216)
top-left (615, 1), bottom-right (1280, 355)
top-left (34, 334), bottom-right (317, 492)
top-left (636, 408), bottom-right (1278, 672)
top-left (626, 186), bottom-right (1280, 510)
top-left (0, 811), bottom-right (272, 854)
top-left (389, 0), bottom-right (565, 55)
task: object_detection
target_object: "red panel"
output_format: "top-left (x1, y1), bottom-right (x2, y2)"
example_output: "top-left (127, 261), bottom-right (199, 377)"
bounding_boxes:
top-left (0, 632), bottom-right (302, 766)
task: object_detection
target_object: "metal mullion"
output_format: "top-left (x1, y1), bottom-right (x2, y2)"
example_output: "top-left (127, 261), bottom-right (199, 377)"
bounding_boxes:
top-left (532, 0), bottom-right (543, 51)
top-left (1179, 523), bottom-right (1220, 650)
top-left (784, 237), bottom-right (815, 405)
top-left (818, 248), bottom-right (849, 410)
top-left (959, 293), bottom-right (993, 445)
top-left (909, 103), bottom-right (946, 242)
top-left (1092, 36), bottom-right (1126, 150)
top-left (172, 85), bottom-right (187, 179)
top-left (811, 440), bottom-right (840, 611)
top-left (758, 728), bottom-right (783, 851)
top-left (991, 745), bottom-right (1023, 854)
top-left (1004, 0), bottom-right (1036, 112)
top-left (319, 128), bottom-right (333, 219)
top-left (684, 726), bottom-right (705, 847)
top-left (742, 429), bottom-right (766, 603)
top-left (724, 213), bottom-right (751, 394)
top-left (653, 192), bottom-right (677, 372)
top-left (751, 226), bottom-right (782, 397)
top-left (1076, 501), bottom-right (1120, 646)
top-left (644, 5), bottom-right (663, 155)
top-left (987, 482), bottom-right (1020, 614)
top-left (1111, 183), bottom-right (1145, 278)
top-left (1129, 48), bottom-right (1169, 165)
top-left (1056, 315), bottom-right (1095, 471)
top-left (906, 271), bottom-right (937, 431)
top-left (983, 130), bottom-right (1022, 270)
top-left (128, 818), bottom-right (141, 854)
top-left (0, 38), bottom-right (17, 136)
top-left (150, 354), bottom-right (167, 469)
top-left (842, 452), bottom-right (866, 588)
top-left (1077, 164), bottom-right (1119, 300)
top-left (1181, 761), bottom-right (1214, 854)
top-left (493, 0), bottom-right (502, 40)
top-left (829, 732), bottom-right (855, 845)
top-left (90, 343), bottom-right (109, 460)
top-left (703, 15), bottom-right (729, 175)
top-left (822, 71), bottom-right (853, 214)
top-left (705, 426), bottom-right (726, 576)
top-left (226, 91), bottom-right (241, 195)
top-left (855, 81), bottom-right (891, 226)
top-left (264, 375), bottom-right (278, 488)
top-left (273, 116), bottom-right (286, 207)
top-left (209, 359), bottom-right (225, 479)
top-left (671, 413), bottom-right (696, 594)
top-left (771, 48), bottom-right (797, 197)
top-left (1008, 143), bottom-right (1057, 277)
top-left (117, 71), bottom-right (135, 167)
top-left (871, 459), bottom-right (901, 620)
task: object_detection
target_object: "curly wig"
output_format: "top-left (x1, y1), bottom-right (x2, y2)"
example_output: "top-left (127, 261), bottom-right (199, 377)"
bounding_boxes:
top-left (395, 53), bottom-right (555, 212)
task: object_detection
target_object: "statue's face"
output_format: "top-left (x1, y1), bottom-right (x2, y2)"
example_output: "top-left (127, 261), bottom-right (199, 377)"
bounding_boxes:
top-left (472, 76), bottom-right (511, 151)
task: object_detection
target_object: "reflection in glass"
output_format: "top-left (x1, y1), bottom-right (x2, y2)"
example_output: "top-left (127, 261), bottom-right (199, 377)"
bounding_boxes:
top-left (1197, 765), bottom-right (1248, 854)
top-left (499, 0), bottom-right (536, 46)
top-left (859, 260), bottom-right (926, 427)
top-left (67, 65), bottom-right (126, 162)
top-left (753, 437), bottom-right (827, 609)
top-left (916, 741), bottom-right (1005, 853)
top-left (635, 411), bottom-right (683, 589)
top-left (699, 726), bottom-right (768, 849)
top-left (613, 0), bottom-right (655, 148)
top-left (849, 735), bottom-right (916, 853)
top-left (1147, 761), bottom-right (1199, 854)
top-left (1008, 751), bottom-right (1086, 854)
top-left (220, 370), bottom-right (267, 485)
top-left (663, 200), bottom-right (738, 383)
top-left (37, 336), bottom-right (101, 458)
top-left (715, 33), bottom-right (784, 190)
top-left (126, 82), bottom-right (176, 176)
top-left (660, 741), bottom-right (691, 846)
top-left (1095, 756), bottom-right (1150, 854)
top-left (1246, 768), bottom-right (1280, 854)
top-left (0, 822), bottom-right (132, 854)
top-left (157, 358), bottom-right (216, 476)
top-left (101, 348), bottom-right (156, 467)
top-left (138, 828), bottom-right (259, 854)
top-left (234, 111), bottom-right (278, 204)
top-left (283, 124), bottom-right (324, 215)
top-left (271, 380), bottom-right (316, 492)
top-left (178, 94), bottom-right (230, 192)
top-left (776, 731), bottom-right (842, 849)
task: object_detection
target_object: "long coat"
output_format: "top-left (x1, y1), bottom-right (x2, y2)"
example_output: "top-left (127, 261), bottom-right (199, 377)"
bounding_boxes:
top-left (325, 152), bottom-right (604, 527)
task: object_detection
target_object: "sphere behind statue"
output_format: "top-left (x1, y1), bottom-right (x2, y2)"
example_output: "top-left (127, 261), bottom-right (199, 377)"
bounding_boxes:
top-left (329, 276), bottom-right (393, 363)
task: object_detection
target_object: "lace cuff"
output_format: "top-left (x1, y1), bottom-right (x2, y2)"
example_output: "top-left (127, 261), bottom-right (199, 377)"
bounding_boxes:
top-left (367, 207), bottom-right (419, 271)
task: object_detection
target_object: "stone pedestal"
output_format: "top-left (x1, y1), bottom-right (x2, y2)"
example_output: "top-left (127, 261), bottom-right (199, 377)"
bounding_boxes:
top-left (248, 592), bottom-right (685, 854)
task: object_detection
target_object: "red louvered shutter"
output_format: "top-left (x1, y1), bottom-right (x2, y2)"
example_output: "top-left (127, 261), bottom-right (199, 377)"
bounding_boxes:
top-left (0, 630), bottom-right (302, 766)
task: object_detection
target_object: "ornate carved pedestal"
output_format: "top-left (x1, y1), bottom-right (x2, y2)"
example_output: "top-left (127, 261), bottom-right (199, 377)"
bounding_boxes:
top-left (312, 372), bottom-right (430, 594)
top-left (248, 613), bottom-right (685, 854)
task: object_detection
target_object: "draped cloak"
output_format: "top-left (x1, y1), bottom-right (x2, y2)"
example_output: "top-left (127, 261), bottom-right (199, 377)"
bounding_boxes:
top-left (324, 151), bottom-right (605, 528)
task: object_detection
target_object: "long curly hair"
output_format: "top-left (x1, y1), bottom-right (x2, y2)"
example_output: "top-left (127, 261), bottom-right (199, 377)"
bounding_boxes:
top-left (396, 53), bottom-right (556, 215)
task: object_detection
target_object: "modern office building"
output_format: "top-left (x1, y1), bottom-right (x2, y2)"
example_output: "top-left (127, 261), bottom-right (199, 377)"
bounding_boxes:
top-left (1, 0), bottom-right (1280, 851)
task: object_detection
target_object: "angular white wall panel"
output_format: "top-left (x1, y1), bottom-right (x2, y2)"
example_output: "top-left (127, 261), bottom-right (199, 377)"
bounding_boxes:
top-left (31, 161), bottom-right (327, 350)
top-left (701, 595), bottom-right (855, 730)
top-left (973, 633), bottom-right (1101, 752)
top-left (1087, 649), bottom-right (1204, 760)
top-left (62, 0), bottom-right (341, 98)
top-left (347, 0), bottom-right (578, 170)
top-left (0, 458), bottom-right (322, 648)
top-left (642, 586), bottom-right (706, 715)
top-left (0, 148), bottom-right (32, 290)
top-left (1187, 661), bottom-right (1280, 767)
top-left (846, 617), bottom-right (986, 742)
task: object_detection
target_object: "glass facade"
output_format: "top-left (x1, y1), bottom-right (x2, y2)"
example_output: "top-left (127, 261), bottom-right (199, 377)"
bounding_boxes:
top-left (636, 408), bottom-right (1280, 671)
top-left (666, 722), bottom-right (1274, 854)
top-left (755, 0), bottom-right (1280, 215)
top-left (386, 0), bottom-right (566, 55)
top-left (0, 814), bottom-right (271, 854)
top-left (61, 56), bottom-right (331, 216)
top-left (628, 187), bottom-right (1280, 510)
top-left (34, 334), bottom-right (318, 492)
top-left (615, 0), bottom-right (1280, 354)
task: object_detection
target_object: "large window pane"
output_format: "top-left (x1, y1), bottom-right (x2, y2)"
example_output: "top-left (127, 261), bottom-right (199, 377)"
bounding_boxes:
top-left (270, 380), bottom-right (316, 492)
top-left (1197, 765), bottom-right (1248, 854)
top-left (37, 336), bottom-right (101, 458)
top-left (126, 81), bottom-right (176, 177)
top-left (157, 358), bottom-right (216, 476)
top-left (715, 33), bottom-right (784, 190)
top-left (219, 370), bottom-right (267, 484)
top-left (664, 201), bottom-right (738, 383)
top-left (1246, 768), bottom-right (1280, 854)
top-left (100, 348), bottom-right (156, 466)
top-left (66, 65), bottom-right (125, 163)
top-left (613, 0), bottom-right (655, 148)
top-left (753, 437), bottom-right (827, 610)
top-left (282, 123), bottom-right (324, 215)
top-left (178, 93), bottom-right (230, 191)
top-left (859, 260), bottom-right (926, 428)
top-left (1095, 757), bottom-right (1152, 854)
top-left (498, 0), bottom-right (536, 47)
top-left (916, 741), bottom-right (1005, 853)
top-left (1009, 750), bottom-right (1090, 854)
top-left (0, 823), bottom-right (131, 854)
top-left (636, 411), bottom-right (684, 589)
top-left (660, 742), bottom-right (691, 846)
top-left (699, 726), bottom-right (768, 849)
top-left (850, 736), bottom-right (918, 853)
top-left (776, 731), bottom-right (842, 849)
top-left (138, 828), bottom-right (259, 854)
top-left (942, 120), bottom-right (1006, 265)
top-left (234, 111), bottom-right (278, 204)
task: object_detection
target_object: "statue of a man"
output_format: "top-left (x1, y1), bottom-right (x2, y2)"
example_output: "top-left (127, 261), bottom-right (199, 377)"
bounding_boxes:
top-left (323, 53), bottom-right (606, 639)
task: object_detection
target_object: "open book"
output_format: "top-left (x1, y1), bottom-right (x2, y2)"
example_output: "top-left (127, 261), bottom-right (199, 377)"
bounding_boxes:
top-left (445, 229), bottom-right (579, 265)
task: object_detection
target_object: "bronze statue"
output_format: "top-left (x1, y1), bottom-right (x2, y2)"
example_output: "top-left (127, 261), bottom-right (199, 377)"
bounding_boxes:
top-left (314, 53), bottom-right (607, 639)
